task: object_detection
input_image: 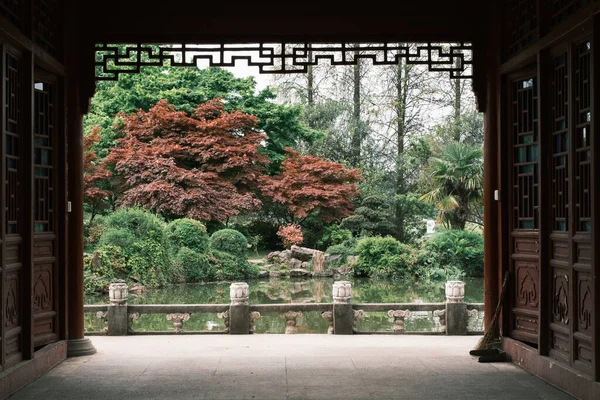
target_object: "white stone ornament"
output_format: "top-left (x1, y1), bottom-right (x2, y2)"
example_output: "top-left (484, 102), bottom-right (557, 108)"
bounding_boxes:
top-left (332, 281), bottom-right (352, 303)
top-left (109, 280), bottom-right (128, 305)
top-left (445, 280), bottom-right (465, 303)
top-left (230, 282), bottom-right (249, 305)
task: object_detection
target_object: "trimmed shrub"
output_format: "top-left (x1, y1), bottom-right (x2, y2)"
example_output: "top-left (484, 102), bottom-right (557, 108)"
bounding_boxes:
top-left (166, 218), bottom-right (209, 254)
top-left (208, 250), bottom-right (260, 280)
top-left (325, 243), bottom-right (355, 266)
top-left (353, 236), bottom-right (415, 278)
top-left (174, 247), bottom-right (214, 282)
top-left (209, 229), bottom-right (248, 257)
top-left (421, 230), bottom-right (484, 277)
top-left (318, 225), bottom-right (353, 249)
top-left (94, 207), bottom-right (171, 287)
top-left (276, 224), bottom-right (303, 248)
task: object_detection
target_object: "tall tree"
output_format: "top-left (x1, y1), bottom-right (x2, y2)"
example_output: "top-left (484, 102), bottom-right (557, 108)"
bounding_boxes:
top-left (105, 99), bottom-right (270, 221)
top-left (420, 142), bottom-right (483, 230)
top-left (261, 149), bottom-right (361, 223)
top-left (83, 126), bottom-right (112, 222)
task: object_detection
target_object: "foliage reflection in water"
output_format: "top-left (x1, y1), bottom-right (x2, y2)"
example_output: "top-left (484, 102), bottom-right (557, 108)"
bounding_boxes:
top-left (85, 277), bottom-right (483, 334)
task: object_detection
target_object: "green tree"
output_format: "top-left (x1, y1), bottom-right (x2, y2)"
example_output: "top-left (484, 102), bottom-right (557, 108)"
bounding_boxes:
top-left (420, 142), bottom-right (483, 230)
top-left (85, 65), bottom-right (319, 170)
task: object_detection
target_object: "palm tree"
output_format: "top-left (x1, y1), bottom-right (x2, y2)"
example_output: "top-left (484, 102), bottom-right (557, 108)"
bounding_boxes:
top-left (420, 142), bottom-right (483, 230)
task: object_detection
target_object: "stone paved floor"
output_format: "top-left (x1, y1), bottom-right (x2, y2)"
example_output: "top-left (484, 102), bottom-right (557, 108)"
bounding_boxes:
top-left (10, 335), bottom-right (574, 400)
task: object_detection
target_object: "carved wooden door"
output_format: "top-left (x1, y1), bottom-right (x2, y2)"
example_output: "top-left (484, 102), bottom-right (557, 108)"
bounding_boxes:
top-left (507, 72), bottom-right (541, 345)
top-left (32, 71), bottom-right (58, 348)
top-left (1, 47), bottom-right (25, 370)
top-left (546, 38), bottom-right (594, 375)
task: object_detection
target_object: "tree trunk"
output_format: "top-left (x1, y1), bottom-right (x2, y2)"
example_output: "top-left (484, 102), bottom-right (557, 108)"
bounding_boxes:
top-left (307, 50), bottom-right (314, 108)
top-left (452, 56), bottom-right (462, 142)
top-left (394, 58), bottom-right (409, 241)
top-left (350, 49), bottom-right (361, 167)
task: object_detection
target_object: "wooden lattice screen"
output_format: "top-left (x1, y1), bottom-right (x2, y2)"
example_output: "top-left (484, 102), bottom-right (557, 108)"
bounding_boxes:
top-left (506, 0), bottom-right (538, 56)
top-left (2, 51), bottom-right (24, 369)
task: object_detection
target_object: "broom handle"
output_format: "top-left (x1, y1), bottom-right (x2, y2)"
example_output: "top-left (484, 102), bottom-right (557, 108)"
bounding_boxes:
top-left (490, 272), bottom-right (510, 323)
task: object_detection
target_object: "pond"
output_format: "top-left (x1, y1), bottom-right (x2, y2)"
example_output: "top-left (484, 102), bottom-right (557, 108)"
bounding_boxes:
top-left (85, 277), bottom-right (484, 334)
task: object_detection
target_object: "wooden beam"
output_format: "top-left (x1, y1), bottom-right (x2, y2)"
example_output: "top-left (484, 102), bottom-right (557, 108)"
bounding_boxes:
top-left (22, 49), bottom-right (34, 361)
top-left (483, 0), bottom-right (500, 333)
top-left (593, 13), bottom-right (600, 384)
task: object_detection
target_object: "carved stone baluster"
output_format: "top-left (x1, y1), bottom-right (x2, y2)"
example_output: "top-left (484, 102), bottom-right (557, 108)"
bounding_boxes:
top-left (166, 313), bottom-right (191, 333)
top-left (321, 311), bottom-right (334, 334)
top-left (128, 312), bottom-right (140, 333)
top-left (387, 310), bottom-right (412, 333)
top-left (96, 311), bottom-right (108, 333)
top-left (353, 310), bottom-right (365, 330)
top-left (433, 309), bottom-right (446, 333)
top-left (249, 311), bottom-right (261, 334)
top-left (280, 311), bottom-right (303, 334)
top-left (217, 310), bottom-right (230, 333)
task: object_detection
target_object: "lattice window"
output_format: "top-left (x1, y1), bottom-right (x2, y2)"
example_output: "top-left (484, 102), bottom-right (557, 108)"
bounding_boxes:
top-left (5, 53), bottom-right (21, 235)
top-left (512, 76), bottom-right (539, 230)
top-left (506, 0), bottom-right (538, 56)
top-left (551, 53), bottom-right (569, 232)
top-left (34, 0), bottom-right (59, 57)
top-left (0, 0), bottom-right (21, 28)
top-left (550, 0), bottom-right (595, 26)
top-left (34, 80), bottom-right (54, 233)
top-left (95, 42), bottom-right (473, 81)
top-left (574, 40), bottom-right (591, 232)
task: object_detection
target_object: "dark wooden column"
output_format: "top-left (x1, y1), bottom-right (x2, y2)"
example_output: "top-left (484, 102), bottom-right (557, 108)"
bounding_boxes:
top-left (64, 0), bottom-right (95, 356)
top-left (482, 2), bottom-right (501, 332)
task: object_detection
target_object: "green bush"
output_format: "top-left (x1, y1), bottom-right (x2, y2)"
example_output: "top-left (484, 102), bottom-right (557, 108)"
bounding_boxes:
top-left (318, 225), bottom-right (353, 249)
top-left (325, 243), bottom-right (355, 266)
top-left (166, 219), bottom-right (209, 254)
top-left (175, 247), bottom-right (214, 282)
top-left (93, 208), bottom-right (172, 287)
top-left (353, 236), bottom-right (415, 278)
top-left (420, 230), bottom-right (483, 277)
top-left (210, 229), bottom-right (248, 257)
top-left (208, 250), bottom-right (259, 280)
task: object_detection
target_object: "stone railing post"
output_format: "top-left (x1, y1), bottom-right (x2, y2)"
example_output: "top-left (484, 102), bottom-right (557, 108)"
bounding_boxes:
top-left (445, 280), bottom-right (468, 335)
top-left (229, 282), bottom-right (250, 334)
top-left (280, 311), bottom-right (302, 334)
top-left (332, 281), bottom-right (353, 334)
top-left (107, 280), bottom-right (129, 336)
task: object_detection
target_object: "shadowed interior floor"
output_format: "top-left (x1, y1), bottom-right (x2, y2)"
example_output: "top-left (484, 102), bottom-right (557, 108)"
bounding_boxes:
top-left (9, 335), bottom-right (574, 400)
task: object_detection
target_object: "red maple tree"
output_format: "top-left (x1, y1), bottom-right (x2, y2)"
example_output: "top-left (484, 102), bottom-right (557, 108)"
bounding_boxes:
top-left (262, 149), bottom-right (361, 223)
top-left (105, 99), bottom-right (269, 221)
top-left (84, 126), bottom-right (112, 221)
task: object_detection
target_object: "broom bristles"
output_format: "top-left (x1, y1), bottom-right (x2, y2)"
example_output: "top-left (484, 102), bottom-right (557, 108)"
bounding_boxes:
top-left (474, 272), bottom-right (510, 351)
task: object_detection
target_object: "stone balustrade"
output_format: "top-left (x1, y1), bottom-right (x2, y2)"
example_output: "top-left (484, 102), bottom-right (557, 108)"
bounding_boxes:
top-left (84, 280), bottom-right (484, 336)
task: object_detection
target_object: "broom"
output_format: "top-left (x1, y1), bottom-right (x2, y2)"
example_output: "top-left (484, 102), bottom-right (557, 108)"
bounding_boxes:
top-left (472, 271), bottom-right (510, 353)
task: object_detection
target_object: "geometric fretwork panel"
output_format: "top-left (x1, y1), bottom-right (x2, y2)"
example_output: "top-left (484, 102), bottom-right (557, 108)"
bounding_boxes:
top-left (0, 0), bottom-right (21, 28)
top-left (95, 42), bottom-right (473, 81)
top-left (551, 53), bottom-right (569, 232)
top-left (574, 40), bottom-right (591, 233)
top-left (506, 0), bottom-right (537, 56)
top-left (512, 76), bottom-right (539, 230)
top-left (550, 0), bottom-right (597, 26)
top-left (5, 53), bottom-right (21, 235)
top-left (33, 0), bottom-right (59, 57)
top-left (34, 80), bottom-right (55, 233)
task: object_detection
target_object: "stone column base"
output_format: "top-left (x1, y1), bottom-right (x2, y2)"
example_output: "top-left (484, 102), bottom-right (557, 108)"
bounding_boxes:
top-left (67, 337), bottom-right (97, 357)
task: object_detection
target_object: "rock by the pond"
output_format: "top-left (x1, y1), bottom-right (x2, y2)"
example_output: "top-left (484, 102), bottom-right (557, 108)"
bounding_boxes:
top-left (280, 250), bottom-right (292, 261)
top-left (289, 259), bottom-right (303, 270)
top-left (266, 251), bottom-right (282, 262)
top-left (129, 284), bottom-right (146, 294)
top-left (259, 270), bottom-right (269, 279)
top-left (91, 251), bottom-right (102, 269)
top-left (269, 271), bottom-right (282, 278)
top-left (324, 254), bottom-right (342, 265)
top-left (289, 268), bottom-right (312, 277)
top-left (249, 259), bottom-right (266, 265)
top-left (290, 245), bottom-right (315, 262)
top-left (313, 270), bottom-right (334, 277)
